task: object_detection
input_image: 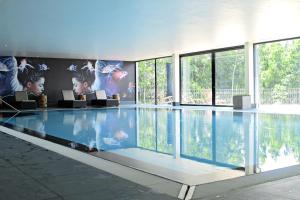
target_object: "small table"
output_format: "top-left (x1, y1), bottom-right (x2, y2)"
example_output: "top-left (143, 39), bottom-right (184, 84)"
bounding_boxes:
top-left (78, 94), bottom-right (86, 101)
top-left (112, 94), bottom-right (120, 105)
top-left (233, 95), bottom-right (251, 109)
top-left (39, 94), bottom-right (47, 108)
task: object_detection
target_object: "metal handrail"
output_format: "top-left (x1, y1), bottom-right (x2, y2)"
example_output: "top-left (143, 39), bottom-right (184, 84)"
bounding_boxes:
top-left (0, 96), bottom-right (21, 113)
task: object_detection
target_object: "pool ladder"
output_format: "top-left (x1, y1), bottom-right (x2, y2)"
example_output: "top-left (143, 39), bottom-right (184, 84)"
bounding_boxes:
top-left (0, 96), bottom-right (21, 113)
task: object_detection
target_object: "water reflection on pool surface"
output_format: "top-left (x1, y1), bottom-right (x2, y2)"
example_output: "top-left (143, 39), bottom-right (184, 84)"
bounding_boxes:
top-left (1, 107), bottom-right (300, 185)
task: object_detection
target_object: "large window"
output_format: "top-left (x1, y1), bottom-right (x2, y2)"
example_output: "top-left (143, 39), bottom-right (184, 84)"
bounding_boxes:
top-left (256, 38), bottom-right (300, 106)
top-left (181, 54), bottom-right (212, 104)
top-left (156, 57), bottom-right (173, 104)
top-left (137, 57), bottom-right (173, 105)
top-left (137, 60), bottom-right (155, 104)
top-left (180, 46), bottom-right (246, 106)
top-left (215, 49), bottom-right (246, 105)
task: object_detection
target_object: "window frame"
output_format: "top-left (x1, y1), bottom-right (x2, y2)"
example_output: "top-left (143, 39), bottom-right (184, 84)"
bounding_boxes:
top-left (136, 55), bottom-right (173, 105)
top-left (179, 45), bottom-right (245, 106)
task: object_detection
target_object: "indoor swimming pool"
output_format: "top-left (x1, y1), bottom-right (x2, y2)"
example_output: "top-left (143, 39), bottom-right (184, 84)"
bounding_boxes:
top-left (0, 106), bottom-right (300, 186)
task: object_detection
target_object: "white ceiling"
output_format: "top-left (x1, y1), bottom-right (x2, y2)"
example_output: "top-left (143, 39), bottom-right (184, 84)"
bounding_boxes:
top-left (0, 0), bottom-right (300, 61)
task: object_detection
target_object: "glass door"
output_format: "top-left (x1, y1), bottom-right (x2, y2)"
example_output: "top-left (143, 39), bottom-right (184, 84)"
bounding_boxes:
top-left (137, 60), bottom-right (155, 104)
top-left (255, 38), bottom-right (300, 108)
top-left (156, 57), bottom-right (173, 104)
top-left (215, 49), bottom-right (246, 106)
top-left (181, 54), bottom-right (212, 105)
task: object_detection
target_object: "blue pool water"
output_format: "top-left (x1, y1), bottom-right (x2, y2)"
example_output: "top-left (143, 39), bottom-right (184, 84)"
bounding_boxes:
top-left (1, 107), bottom-right (300, 182)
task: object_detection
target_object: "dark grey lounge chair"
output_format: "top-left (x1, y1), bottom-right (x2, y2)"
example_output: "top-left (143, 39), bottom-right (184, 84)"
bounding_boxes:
top-left (58, 90), bottom-right (87, 108)
top-left (91, 90), bottom-right (119, 107)
top-left (14, 91), bottom-right (37, 109)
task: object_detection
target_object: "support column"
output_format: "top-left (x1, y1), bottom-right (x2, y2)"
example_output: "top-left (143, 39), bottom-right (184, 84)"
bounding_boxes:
top-left (244, 112), bottom-right (255, 175)
top-left (172, 53), bottom-right (180, 106)
top-left (245, 42), bottom-right (255, 106)
top-left (135, 62), bottom-right (139, 104)
top-left (173, 109), bottom-right (181, 159)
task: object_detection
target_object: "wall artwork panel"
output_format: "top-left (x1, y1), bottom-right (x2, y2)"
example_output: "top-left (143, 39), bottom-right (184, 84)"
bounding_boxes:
top-left (0, 56), bottom-right (136, 105)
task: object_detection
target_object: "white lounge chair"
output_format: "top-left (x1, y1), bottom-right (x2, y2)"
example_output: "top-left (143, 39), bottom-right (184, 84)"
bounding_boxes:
top-left (14, 91), bottom-right (37, 109)
top-left (58, 90), bottom-right (87, 108)
top-left (91, 90), bottom-right (119, 107)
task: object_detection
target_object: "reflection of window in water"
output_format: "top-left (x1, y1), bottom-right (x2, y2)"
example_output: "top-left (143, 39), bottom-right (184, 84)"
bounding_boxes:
top-left (62, 111), bottom-right (91, 136)
top-left (15, 115), bottom-right (46, 138)
top-left (61, 110), bottom-right (134, 151)
top-left (99, 110), bottom-right (130, 149)
top-left (94, 111), bottom-right (107, 150)
top-left (73, 114), bottom-right (89, 136)
top-left (72, 111), bottom-right (98, 150)
top-left (103, 130), bottom-right (128, 146)
top-left (62, 113), bottom-right (75, 124)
